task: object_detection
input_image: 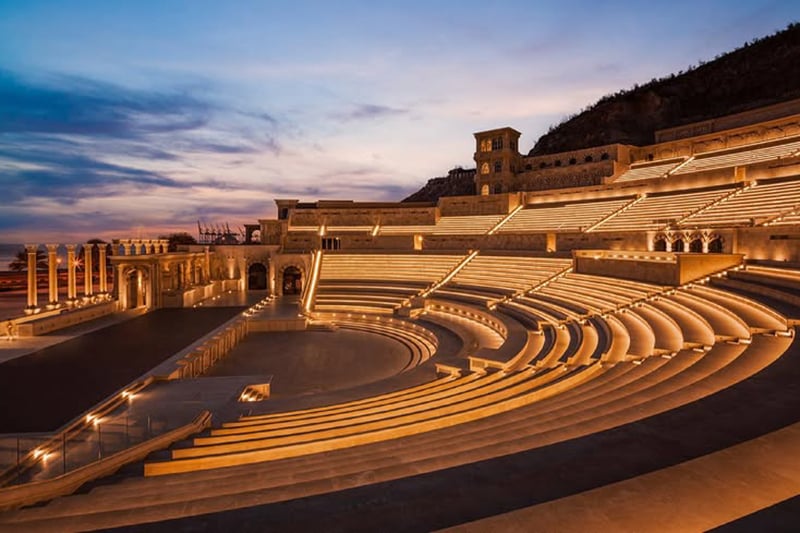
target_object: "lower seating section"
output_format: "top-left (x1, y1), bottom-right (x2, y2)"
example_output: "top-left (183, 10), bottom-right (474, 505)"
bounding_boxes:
top-left (314, 253), bottom-right (465, 313)
top-left (680, 177), bottom-right (800, 227)
top-left (442, 254), bottom-right (571, 299)
top-left (592, 185), bottom-right (736, 232)
top-left (497, 196), bottom-right (633, 233)
top-left (0, 256), bottom-right (796, 531)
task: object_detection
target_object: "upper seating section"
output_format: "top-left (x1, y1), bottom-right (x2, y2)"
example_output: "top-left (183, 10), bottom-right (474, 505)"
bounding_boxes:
top-left (614, 158), bottom-right (685, 183)
top-left (673, 137), bottom-right (800, 175)
top-left (592, 186), bottom-right (736, 232)
top-left (379, 214), bottom-right (505, 236)
top-left (498, 197), bottom-right (632, 234)
top-left (326, 226), bottom-right (374, 234)
top-left (680, 178), bottom-right (800, 227)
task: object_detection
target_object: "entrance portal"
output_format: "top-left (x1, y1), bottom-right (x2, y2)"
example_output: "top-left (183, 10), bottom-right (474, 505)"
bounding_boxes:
top-left (126, 270), bottom-right (142, 309)
top-left (282, 266), bottom-right (303, 295)
top-left (248, 263), bottom-right (268, 291)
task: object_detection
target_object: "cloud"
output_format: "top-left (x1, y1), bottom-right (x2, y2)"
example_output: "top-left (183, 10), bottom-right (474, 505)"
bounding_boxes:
top-left (0, 69), bottom-right (212, 139)
top-left (331, 103), bottom-right (409, 122)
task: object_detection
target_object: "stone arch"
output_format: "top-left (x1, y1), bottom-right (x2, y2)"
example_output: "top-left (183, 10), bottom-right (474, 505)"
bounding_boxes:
top-left (480, 184), bottom-right (489, 196)
top-left (708, 236), bottom-right (724, 253)
top-left (118, 265), bottom-right (151, 310)
top-left (248, 262), bottom-right (268, 291)
top-left (653, 236), bottom-right (668, 252)
top-left (689, 237), bottom-right (703, 253)
top-left (279, 263), bottom-right (305, 296)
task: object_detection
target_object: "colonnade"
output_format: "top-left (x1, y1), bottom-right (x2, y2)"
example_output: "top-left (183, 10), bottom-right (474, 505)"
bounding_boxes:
top-left (651, 230), bottom-right (723, 253)
top-left (24, 243), bottom-right (109, 315)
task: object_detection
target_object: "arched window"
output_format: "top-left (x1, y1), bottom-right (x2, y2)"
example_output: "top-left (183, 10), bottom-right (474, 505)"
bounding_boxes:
top-left (673, 239), bottom-right (685, 252)
top-left (600, 152), bottom-right (609, 160)
top-left (480, 162), bottom-right (490, 175)
top-left (480, 139), bottom-right (491, 152)
top-left (708, 238), bottom-right (723, 253)
top-left (584, 155), bottom-right (593, 163)
top-left (492, 137), bottom-right (503, 150)
top-left (689, 239), bottom-right (703, 253)
top-left (568, 157), bottom-right (577, 165)
top-left (494, 161), bottom-right (502, 173)
top-left (480, 184), bottom-right (489, 196)
top-left (653, 238), bottom-right (667, 252)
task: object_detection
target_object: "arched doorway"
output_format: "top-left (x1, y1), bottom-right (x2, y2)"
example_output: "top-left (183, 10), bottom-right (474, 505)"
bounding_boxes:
top-left (125, 268), bottom-right (146, 309)
top-left (673, 239), bottom-right (685, 252)
top-left (689, 239), bottom-right (703, 253)
top-left (248, 263), bottom-right (268, 291)
top-left (282, 266), bottom-right (303, 295)
top-left (653, 238), bottom-right (667, 252)
top-left (708, 237), bottom-right (723, 253)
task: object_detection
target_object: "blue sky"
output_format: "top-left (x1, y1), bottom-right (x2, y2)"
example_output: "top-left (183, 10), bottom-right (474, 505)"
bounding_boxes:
top-left (0, 0), bottom-right (796, 241)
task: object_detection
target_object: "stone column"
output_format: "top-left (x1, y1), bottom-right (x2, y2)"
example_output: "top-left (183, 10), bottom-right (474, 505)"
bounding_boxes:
top-left (268, 260), bottom-right (276, 296)
top-left (46, 244), bottom-right (59, 308)
top-left (204, 246), bottom-right (211, 283)
top-left (24, 244), bottom-right (39, 313)
top-left (98, 245), bottom-right (108, 294)
top-left (226, 256), bottom-right (235, 280)
top-left (84, 243), bottom-right (94, 297)
top-left (185, 259), bottom-right (193, 288)
top-left (66, 244), bottom-right (77, 303)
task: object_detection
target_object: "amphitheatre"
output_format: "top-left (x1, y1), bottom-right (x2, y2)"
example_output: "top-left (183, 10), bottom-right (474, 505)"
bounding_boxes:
top-left (2, 39), bottom-right (800, 533)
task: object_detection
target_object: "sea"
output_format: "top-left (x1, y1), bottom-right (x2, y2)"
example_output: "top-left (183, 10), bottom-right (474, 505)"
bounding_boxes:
top-left (0, 244), bottom-right (25, 272)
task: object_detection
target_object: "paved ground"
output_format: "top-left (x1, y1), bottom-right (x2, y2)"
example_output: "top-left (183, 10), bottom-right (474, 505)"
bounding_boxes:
top-left (0, 307), bottom-right (244, 433)
top-left (120, 332), bottom-right (800, 532)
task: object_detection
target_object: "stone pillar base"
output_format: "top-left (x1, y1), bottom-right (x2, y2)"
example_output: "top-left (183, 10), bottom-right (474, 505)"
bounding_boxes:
top-left (24, 306), bottom-right (41, 315)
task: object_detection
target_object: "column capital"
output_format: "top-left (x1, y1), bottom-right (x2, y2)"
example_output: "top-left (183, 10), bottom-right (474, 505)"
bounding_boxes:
top-left (24, 244), bottom-right (39, 253)
top-left (45, 243), bottom-right (59, 252)
top-left (65, 243), bottom-right (76, 251)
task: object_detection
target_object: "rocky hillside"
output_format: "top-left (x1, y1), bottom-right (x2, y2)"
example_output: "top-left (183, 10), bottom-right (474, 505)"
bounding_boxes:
top-left (402, 167), bottom-right (476, 202)
top-left (531, 22), bottom-right (800, 155)
top-left (404, 22), bottom-right (800, 202)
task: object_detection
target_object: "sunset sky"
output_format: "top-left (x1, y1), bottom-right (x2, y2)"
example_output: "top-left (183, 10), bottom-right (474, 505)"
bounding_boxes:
top-left (0, 0), bottom-right (796, 242)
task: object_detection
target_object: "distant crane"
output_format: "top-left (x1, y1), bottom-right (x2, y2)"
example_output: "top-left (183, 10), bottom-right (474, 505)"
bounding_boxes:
top-left (197, 220), bottom-right (243, 244)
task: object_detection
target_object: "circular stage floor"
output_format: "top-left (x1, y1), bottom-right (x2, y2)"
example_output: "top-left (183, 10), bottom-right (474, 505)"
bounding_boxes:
top-left (206, 329), bottom-right (417, 398)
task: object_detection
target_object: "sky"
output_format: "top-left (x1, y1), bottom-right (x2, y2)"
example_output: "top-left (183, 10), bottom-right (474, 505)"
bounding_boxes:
top-left (0, 0), bottom-right (797, 242)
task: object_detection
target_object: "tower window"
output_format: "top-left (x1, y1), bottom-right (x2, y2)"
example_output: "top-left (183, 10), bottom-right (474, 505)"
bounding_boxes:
top-left (480, 162), bottom-right (490, 175)
top-left (494, 161), bottom-right (502, 173)
top-left (492, 137), bottom-right (503, 150)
